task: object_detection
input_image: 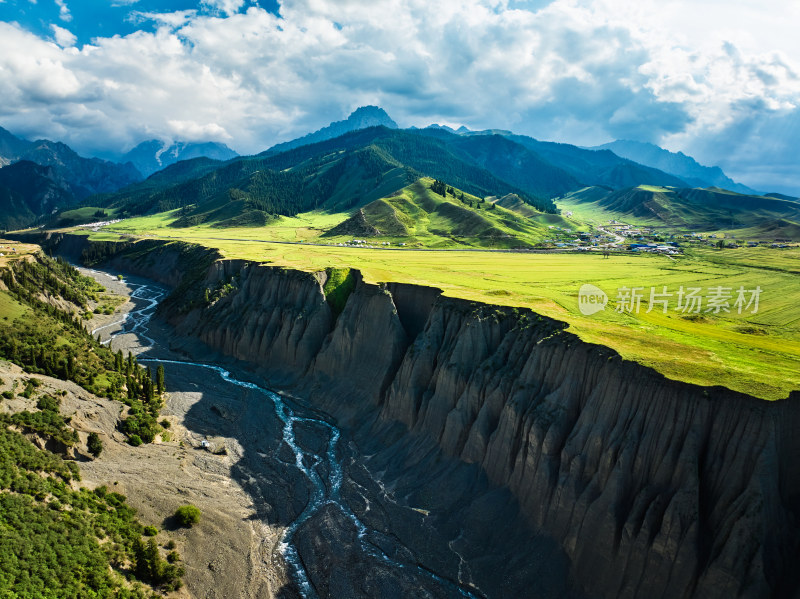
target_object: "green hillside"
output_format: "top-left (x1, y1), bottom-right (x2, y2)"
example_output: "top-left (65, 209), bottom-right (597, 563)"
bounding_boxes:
top-left (489, 193), bottom-right (575, 230)
top-left (91, 127), bottom-right (575, 237)
top-left (322, 178), bottom-right (569, 248)
top-left (101, 177), bottom-right (581, 249)
top-left (165, 146), bottom-right (418, 228)
top-left (557, 185), bottom-right (800, 236)
top-left (0, 253), bottom-right (184, 595)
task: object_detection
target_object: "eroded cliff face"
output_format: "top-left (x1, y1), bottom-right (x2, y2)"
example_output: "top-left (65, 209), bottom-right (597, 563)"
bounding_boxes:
top-left (37, 234), bottom-right (800, 598)
top-left (173, 264), bottom-right (333, 387)
top-left (383, 300), bottom-right (800, 598)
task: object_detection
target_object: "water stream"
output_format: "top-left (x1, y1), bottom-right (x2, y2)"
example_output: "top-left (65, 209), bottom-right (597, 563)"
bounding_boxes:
top-left (84, 268), bottom-right (481, 599)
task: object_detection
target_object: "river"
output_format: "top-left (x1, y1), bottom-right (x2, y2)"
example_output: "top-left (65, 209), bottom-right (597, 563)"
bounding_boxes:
top-left (82, 265), bottom-right (484, 599)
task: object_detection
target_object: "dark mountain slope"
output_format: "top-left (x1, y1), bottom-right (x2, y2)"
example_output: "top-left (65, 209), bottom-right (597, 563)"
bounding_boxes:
top-left (0, 126), bottom-right (33, 166)
top-left (93, 157), bottom-right (227, 216)
top-left (503, 134), bottom-right (688, 189)
top-left (443, 134), bottom-right (582, 199)
top-left (0, 127), bottom-right (142, 228)
top-left (0, 161), bottom-right (75, 230)
top-left (594, 139), bottom-right (757, 194)
top-left (21, 140), bottom-right (141, 199)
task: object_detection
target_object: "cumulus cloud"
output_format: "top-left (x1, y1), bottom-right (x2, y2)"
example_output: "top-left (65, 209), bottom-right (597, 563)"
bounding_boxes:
top-left (128, 10), bottom-right (197, 28)
top-left (0, 0), bottom-right (798, 191)
top-left (201, 0), bottom-right (246, 16)
top-left (51, 24), bottom-right (76, 47)
top-left (54, 0), bottom-right (71, 22)
top-left (167, 119), bottom-right (231, 140)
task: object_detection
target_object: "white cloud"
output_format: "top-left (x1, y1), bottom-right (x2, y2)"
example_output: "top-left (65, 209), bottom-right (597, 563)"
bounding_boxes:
top-left (51, 23), bottom-right (76, 47)
top-left (128, 10), bottom-right (197, 28)
top-left (167, 119), bottom-right (231, 140)
top-left (0, 23), bottom-right (83, 106)
top-left (201, 0), bottom-right (245, 16)
top-left (0, 0), bottom-right (799, 191)
top-left (54, 0), bottom-right (71, 22)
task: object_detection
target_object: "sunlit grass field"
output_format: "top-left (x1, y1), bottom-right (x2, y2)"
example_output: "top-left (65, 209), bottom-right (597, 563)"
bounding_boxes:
top-left (77, 222), bottom-right (800, 400)
top-left (107, 209), bottom-right (349, 242)
top-left (0, 289), bottom-right (30, 321)
top-left (0, 239), bottom-right (39, 268)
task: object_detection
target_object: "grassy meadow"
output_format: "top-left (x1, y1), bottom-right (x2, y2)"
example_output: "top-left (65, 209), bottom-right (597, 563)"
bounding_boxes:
top-left (74, 224), bottom-right (800, 400)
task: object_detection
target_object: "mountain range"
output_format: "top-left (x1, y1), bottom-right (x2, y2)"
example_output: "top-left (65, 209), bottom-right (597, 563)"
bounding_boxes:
top-left (591, 139), bottom-right (758, 194)
top-left (0, 126), bottom-right (143, 229)
top-left (2, 107), bottom-right (796, 239)
top-left (0, 127), bottom-right (242, 230)
top-left (427, 126), bottom-right (751, 193)
top-left (0, 127), bottom-right (142, 198)
top-left (0, 126), bottom-right (33, 167)
top-left (0, 161), bottom-right (75, 231)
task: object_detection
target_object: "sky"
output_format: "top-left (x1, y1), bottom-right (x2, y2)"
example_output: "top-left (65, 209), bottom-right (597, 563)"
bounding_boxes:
top-left (1, 0), bottom-right (799, 194)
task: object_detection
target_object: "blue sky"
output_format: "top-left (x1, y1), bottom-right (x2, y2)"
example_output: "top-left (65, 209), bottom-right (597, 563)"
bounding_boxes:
top-left (0, 0), bottom-right (279, 44)
top-left (1, 0), bottom-right (799, 194)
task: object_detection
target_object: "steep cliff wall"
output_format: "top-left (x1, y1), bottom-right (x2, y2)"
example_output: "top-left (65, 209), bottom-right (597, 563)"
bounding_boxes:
top-left (380, 300), bottom-right (800, 598)
top-left (174, 264), bottom-right (333, 387)
top-left (35, 234), bottom-right (800, 598)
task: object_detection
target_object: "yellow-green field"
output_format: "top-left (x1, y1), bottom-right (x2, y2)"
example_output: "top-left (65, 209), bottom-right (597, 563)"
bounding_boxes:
top-left (0, 240), bottom-right (39, 268)
top-left (106, 209), bottom-right (350, 243)
top-left (0, 290), bottom-right (30, 321)
top-left (76, 224), bottom-right (800, 400)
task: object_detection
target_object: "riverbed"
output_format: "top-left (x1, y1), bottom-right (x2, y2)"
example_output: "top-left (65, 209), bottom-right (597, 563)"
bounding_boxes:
top-left (79, 265), bottom-right (485, 599)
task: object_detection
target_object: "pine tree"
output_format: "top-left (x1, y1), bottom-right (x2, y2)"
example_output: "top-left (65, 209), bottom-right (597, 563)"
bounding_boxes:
top-left (156, 364), bottom-right (165, 394)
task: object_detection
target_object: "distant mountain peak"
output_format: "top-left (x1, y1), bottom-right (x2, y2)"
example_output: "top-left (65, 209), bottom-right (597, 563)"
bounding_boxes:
top-left (423, 123), bottom-right (471, 132)
top-left (264, 106), bottom-right (398, 155)
top-left (0, 126), bottom-right (33, 166)
top-left (345, 105), bottom-right (398, 128)
top-left (121, 139), bottom-right (238, 177)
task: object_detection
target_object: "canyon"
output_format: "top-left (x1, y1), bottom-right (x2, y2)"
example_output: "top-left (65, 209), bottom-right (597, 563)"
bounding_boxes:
top-left (33, 232), bottom-right (800, 598)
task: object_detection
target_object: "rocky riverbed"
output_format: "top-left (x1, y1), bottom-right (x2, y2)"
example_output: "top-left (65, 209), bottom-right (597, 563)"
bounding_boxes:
top-left (76, 266), bottom-right (503, 599)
